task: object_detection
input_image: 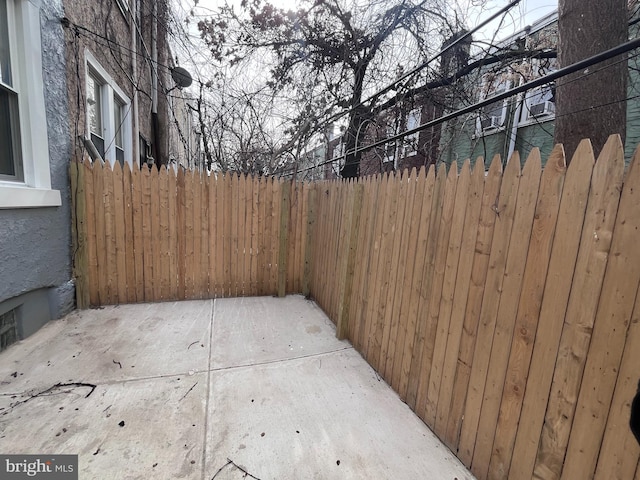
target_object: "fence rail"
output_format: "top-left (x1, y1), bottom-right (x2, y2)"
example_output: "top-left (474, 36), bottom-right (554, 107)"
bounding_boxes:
top-left (71, 134), bottom-right (640, 479)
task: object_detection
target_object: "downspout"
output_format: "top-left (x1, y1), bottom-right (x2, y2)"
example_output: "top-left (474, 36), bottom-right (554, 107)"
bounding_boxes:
top-left (151, 0), bottom-right (159, 168)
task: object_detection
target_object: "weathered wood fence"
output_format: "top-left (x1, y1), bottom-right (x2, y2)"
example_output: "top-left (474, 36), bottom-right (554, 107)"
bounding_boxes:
top-left (71, 134), bottom-right (640, 479)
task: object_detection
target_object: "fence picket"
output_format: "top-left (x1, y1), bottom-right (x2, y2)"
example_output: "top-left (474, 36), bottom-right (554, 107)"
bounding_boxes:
top-left (435, 158), bottom-right (485, 440)
top-left (397, 166), bottom-right (435, 400)
top-left (425, 160), bottom-right (471, 426)
top-left (458, 153), bottom-right (520, 466)
top-left (131, 164), bottom-right (144, 302)
top-left (444, 155), bottom-right (502, 450)
top-left (509, 140), bottom-right (593, 479)
top-left (122, 163), bottom-right (136, 303)
top-left (112, 162), bottom-right (127, 304)
top-left (384, 169), bottom-right (417, 381)
top-left (415, 162), bottom-right (459, 422)
top-left (406, 164), bottom-right (445, 409)
top-left (158, 167), bottom-right (170, 300)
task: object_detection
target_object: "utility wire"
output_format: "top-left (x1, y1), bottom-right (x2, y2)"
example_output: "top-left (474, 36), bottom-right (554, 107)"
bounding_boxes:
top-left (348, 36), bottom-right (640, 164)
top-left (290, 39), bottom-right (640, 175)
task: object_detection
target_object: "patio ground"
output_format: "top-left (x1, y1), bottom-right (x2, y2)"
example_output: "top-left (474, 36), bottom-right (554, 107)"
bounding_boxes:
top-left (0, 295), bottom-right (474, 479)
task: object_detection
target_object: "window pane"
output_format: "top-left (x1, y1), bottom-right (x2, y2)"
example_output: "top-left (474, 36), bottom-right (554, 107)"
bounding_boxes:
top-left (91, 132), bottom-right (105, 158)
top-left (87, 72), bottom-right (102, 135)
top-left (116, 146), bottom-right (124, 166)
top-left (114, 98), bottom-right (124, 148)
top-left (0, 86), bottom-right (20, 177)
top-left (407, 109), bottom-right (420, 130)
top-left (0, 0), bottom-right (12, 87)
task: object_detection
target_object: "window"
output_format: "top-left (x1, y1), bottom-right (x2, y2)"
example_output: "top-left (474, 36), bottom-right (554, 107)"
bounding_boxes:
top-left (332, 139), bottom-right (344, 161)
top-left (520, 58), bottom-right (557, 124)
top-left (0, 307), bottom-right (18, 352)
top-left (85, 50), bottom-right (132, 167)
top-left (384, 124), bottom-right (396, 163)
top-left (522, 84), bottom-right (555, 122)
top-left (114, 97), bottom-right (125, 165)
top-left (477, 74), bottom-right (510, 135)
top-left (87, 70), bottom-right (104, 158)
top-left (0, 0), bottom-right (21, 180)
top-left (403, 108), bottom-right (420, 157)
top-left (0, 0), bottom-right (61, 208)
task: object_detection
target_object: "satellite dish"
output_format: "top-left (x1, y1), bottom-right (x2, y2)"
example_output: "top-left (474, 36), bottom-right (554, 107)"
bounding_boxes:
top-left (171, 66), bottom-right (193, 89)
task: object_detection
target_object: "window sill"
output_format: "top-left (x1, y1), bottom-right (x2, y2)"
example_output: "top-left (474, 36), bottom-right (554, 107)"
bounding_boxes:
top-left (518, 115), bottom-right (555, 128)
top-left (0, 184), bottom-right (62, 209)
top-left (472, 126), bottom-right (507, 140)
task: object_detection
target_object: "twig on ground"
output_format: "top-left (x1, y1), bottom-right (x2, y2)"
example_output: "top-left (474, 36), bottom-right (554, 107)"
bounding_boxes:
top-left (0, 382), bottom-right (97, 416)
top-left (179, 382), bottom-right (198, 401)
top-left (112, 360), bottom-right (122, 369)
top-left (187, 341), bottom-right (198, 349)
top-left (211, 458), bottom-right (262, 480)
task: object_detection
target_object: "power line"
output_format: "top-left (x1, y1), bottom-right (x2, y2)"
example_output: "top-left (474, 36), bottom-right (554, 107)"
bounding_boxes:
top-left (289, 39), bottom-right (640, 176)
top-left (349, 36), bottom-right (640, 164)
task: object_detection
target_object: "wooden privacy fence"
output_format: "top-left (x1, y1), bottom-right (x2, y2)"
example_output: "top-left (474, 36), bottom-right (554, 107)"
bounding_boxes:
top-left (70, 161), bottom-right (310, 307)
top-left (71, 134), bottom-right (640, 479)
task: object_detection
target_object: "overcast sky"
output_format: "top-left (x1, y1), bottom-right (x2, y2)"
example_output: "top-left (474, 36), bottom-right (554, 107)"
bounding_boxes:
top-left (192, 0), bottom-right (558, 40)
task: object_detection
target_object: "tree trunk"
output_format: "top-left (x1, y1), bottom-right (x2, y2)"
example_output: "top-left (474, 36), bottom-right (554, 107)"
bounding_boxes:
top-left (554, 0), bottom-right (628, 161)
top-left (341, 64), bottom-right (369, 178)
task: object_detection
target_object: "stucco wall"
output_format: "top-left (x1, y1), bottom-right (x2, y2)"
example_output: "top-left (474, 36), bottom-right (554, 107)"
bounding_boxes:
top-left (0, 0), bottom-right (73, 313)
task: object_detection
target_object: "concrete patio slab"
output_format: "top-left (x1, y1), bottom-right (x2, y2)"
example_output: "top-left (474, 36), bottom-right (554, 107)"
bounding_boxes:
top-left (0, 301), bottom-right (212, 392)
top-left (0, 373), bottom-right (207, 478)
top-left (0, 295), bottom-right (475, 480)
top-left (205, 350), bottom-right (469, 479)
top-left (211, 296), bottom-right (349, 369)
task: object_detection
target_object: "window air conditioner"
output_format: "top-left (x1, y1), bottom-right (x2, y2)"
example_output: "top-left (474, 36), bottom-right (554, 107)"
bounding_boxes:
top-left (481, 115), bottom-right (502, 131)
top-left (530, 100), bottom-right (555, 118)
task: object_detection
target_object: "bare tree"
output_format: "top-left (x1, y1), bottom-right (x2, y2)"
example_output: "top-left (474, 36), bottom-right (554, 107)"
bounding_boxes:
top-left (197, 0), bottom-right (470, 177)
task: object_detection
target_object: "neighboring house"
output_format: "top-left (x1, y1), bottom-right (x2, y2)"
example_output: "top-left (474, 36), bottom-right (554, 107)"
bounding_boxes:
top-left (358, 98), bottom-right (443, 176)
top-left (439, 12), bottom-right (559, 167)
top-left (0, 0), bottom-right (196, 351)
top-left (318, 7), bottom-right (640, 178)
top-left (298, 142), bottom-right (326, 181)
top-left (0, 0), bottom-right (73, 350)
top-left (439, 8), bottom-right (640, 167)
top-left (61, 0), bottom-right (196, 170)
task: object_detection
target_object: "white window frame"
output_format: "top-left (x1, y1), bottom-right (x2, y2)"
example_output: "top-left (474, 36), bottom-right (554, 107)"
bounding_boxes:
top-left (476, 74), bottom-right (511, 137)
top-left (332, 139), bottom-right (345, 166)
top-left (384, 123), bottom-right (396, 164)
top-left (0, 0), bottom-right (61, 209)
top-left (85, 50), bottom-right (132, 168)
top-left (403, 107), bottom-right (421, 157)
top-left (520, 84), bottom-right (555, 124)
top-left (519, 58), bottom-right (557, 125)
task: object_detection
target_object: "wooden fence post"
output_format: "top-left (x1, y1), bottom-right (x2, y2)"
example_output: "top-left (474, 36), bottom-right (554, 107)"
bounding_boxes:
top-left (302, 185), bottom-right (317, 297)
top-left (336, 182), bottom-right (364, 340)
top-left (70, 161), bottom-right (90, 309)
top-left (277, 180), bottom-right (291, 297)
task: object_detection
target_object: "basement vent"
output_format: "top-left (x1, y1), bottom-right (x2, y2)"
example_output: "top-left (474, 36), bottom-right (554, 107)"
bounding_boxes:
top-left (0, 308), bottom-right (19, 352)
